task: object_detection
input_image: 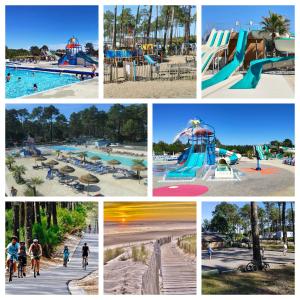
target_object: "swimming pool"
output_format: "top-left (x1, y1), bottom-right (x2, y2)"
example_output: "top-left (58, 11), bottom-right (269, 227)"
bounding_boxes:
top-left (48, 146), bottom-right (147, 167)
top-left (5, 67), bottom-right (80, 98)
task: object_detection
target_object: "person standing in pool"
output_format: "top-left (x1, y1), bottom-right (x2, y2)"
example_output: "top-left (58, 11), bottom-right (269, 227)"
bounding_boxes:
top-left (33, 83), bottom-right (38, 92)
top-left (6, 73), bottom-right (11, 82)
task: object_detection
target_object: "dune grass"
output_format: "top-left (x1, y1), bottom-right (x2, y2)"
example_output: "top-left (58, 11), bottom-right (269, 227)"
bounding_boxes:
top-left (177, 234), bottom-right (196, 255)
top-left (104, 247), bottom-right (124, 264)
top-left (202, 265), bottom-right (295, 295)
top-left (131, 243), bottom-right (148, 263)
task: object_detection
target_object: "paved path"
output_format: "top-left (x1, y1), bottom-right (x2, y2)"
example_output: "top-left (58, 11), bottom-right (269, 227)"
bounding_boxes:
top-left (6, 233), bottom-right (98, 295)
top-left (202, 247), bottom-right (294, 271)
top-left (160, 241), bottom-right (196, 295)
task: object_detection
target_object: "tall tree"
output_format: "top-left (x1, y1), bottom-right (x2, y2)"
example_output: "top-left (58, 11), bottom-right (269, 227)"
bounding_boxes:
top-left (250, 202), bottom-right (262, 268)
top-left (133, 5), bottom-right (140, 46)
top-left (146, 6), bottom-right (153, 43)
top-left (113, 6), bottom-right (118, 48)
top-left (52, 203), bottom-right (58, 226)
top-left (13, 203), bottom-right (20, 240)
top-left (290, 202), bottom-right (295, 243)
top-left (46, 203), bottom-right (52, 229)
top-left (25, 202), bottom-right (33, 247)
top-left (282, 202), bottom-right (287, 244)
top-left (35, 202), bottom-right (42, 224)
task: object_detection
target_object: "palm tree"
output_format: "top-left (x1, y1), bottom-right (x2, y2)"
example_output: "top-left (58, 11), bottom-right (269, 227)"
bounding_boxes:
top-left (28, 177), bottom-right (44, 196)
top-left (78, 151), bottom-right (88, 163)
top-left (12, 165), bottom-right (27, 183)
top-left (6, 155), bottom-right (16, 170)
top-left (260, 11), bottom-right (290, 56)
top-left (55, 150), bottom-right (61, 158)
top-left (250, 202), bottom-right (262, 269)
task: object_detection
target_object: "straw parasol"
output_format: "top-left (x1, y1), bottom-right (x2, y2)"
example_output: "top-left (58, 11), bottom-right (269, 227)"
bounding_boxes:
top-left (108, 159), bottom-right (121, 174)
top-left (90, 155), bottom-right (101, 161)
top-left (79, 173), bottom-right (99, 195)
top-left (34, 156), bottom-right (47, 166)
top-left (46, 160), bottom-right (59, 168)
top-left (60, 165), bottom-right (75, 174)
top-left (131, 164), bottom-right (147, 183)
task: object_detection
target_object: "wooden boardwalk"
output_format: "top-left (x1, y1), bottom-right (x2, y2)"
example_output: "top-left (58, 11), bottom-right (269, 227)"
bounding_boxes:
top-left (160, 241), bottom-right (196, 295)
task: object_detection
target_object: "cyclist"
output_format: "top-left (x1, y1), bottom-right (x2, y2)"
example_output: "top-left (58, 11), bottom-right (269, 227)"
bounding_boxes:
top-left (18, 241), bottom-right (27, 277)
top-left (88, 224), bottom-right (92, 234)
top-left (63, 246), bottom-right (70, 267)
top-left (28, 239), bottom-right (42, 276)
top-left (6, 236), bottom-right (20, 275)
top-left (82, 242), bottom-right (90, 267)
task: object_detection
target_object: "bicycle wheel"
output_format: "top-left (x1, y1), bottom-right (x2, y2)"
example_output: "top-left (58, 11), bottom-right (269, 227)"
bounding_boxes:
top-left (9, 260), bottom-right (14, 282)
top-left (18, 262), bottom-right (23, 278)
top-left (245, 262), bottom-right (254, 272)
top-left (33, 260), bottom-right (36, 278)
top-left (263, 262), bottom-right (270, 271)
top-left (84, 258), bottom-right (87, 270)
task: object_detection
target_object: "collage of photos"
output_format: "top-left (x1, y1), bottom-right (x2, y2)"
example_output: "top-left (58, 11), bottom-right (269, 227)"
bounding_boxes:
top-left (3, 1), bottom-right (297, 298)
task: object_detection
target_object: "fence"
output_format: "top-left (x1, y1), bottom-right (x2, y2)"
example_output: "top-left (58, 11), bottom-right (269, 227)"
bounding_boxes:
top-left (104, 61), bottom-right (196, 83)
top-left (141, 236), bottom-right (171, 295)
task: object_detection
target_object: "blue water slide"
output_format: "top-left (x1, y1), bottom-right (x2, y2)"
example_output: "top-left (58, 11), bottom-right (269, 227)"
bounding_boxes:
top-left (167, 152), bottom-right (206, 179)
top-left (144, 54), bottom-right (156, 65)
top-left (58, 54), bottom-right (69, 65)
top-left (202, 30), bottom-right (248, 90)
top-left (76, 51), bottom-right (98, 65)
top-left (230, 56), bottom-right (295, 89)
top-left (178, 148), bottom-right (190, 164)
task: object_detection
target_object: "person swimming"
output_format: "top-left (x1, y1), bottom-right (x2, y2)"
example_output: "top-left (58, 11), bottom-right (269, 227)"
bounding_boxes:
top-left (6, 73), bottom-right (11, 82)
top-left (33, 83), bottom-right (38, 91)
top-left (18, 77), bottom-right (21, 81)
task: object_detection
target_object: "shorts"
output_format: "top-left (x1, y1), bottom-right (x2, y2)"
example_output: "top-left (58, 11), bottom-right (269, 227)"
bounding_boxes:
top-left (31, 255), bottom-right (41, 260)
top-left (7, 254), bottom-right (18, 262)
top-left (82, 253), bottom-right (88, 258)
top-left (18, 255), bottom-right (27, 266)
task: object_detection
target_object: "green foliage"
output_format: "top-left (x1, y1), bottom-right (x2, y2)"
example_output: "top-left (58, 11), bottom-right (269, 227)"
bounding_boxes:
top-left (57, 206), bottom-right (86, 233)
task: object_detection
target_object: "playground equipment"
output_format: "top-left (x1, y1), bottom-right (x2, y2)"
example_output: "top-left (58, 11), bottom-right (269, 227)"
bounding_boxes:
top-left (202, 30), bottom-right (248, 90)
top-left (253, 145), bottom-right (270, 171)
top-left (166, 118), bottom-right (216, 180)
top-left (20, 136), bottom-right (41, 157)
top-left (58, 36), bottom-right (98, 66)
top-left (202, 28), bottom-right (231, 73)
top-left (215, 158), bottom-right (234, 179)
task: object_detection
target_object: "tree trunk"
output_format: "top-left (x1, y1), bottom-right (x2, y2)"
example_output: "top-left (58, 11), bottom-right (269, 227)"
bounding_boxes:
top-left (277, 202), bottom-right (281, 233)
top-left (35, 202), bottom-right (42, 224)
top-left (13, 203), bottom-right (20, 240)
top-left (155, 6), bottom-right (159, 42)
top-left (184, 6), bottom-right (191, 44)
top-left (20, 202), bottom-right (25, 228)
top-left (52, 203), bottom-right (58, 226)
top-left (113, 6), bottom-right (117, 49)
top-left (146, 6), bottom-right (153, 44)
top-left (133, 5), bottom-right (140, 46)
top-left (250, 202), bottom-right (262, 268)
top-left (169, 6), bottom-right (175, 46)
top-left (46, 202), bottom-right (52, 229)
top-left (282, 202), bottom-right (287, 244)
top-left (25, 202), bottom-right (33, 247)
top-left (290, 202), bottom-right (295, 243)
top-left (163, 8), bottom-right (170, 50)
top-left (120, 5), bottom-right (125, 47)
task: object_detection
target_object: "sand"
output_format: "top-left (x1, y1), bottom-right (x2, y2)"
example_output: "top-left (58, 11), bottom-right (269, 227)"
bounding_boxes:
top-left (104, 80), bottom-right (196, 99)
top-left (6, 152), bottom-right (147, 197)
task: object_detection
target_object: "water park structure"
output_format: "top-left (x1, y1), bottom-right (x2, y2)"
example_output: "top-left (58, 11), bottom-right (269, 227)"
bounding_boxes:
top-left (103, 5), bottom-right (197, 98)
top-left (153, 116), bottom-right (295, 197)
top-left (201, 8), bottom-right (295, 98)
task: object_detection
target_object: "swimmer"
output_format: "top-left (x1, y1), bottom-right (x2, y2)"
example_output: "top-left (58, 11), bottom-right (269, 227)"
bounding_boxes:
top-left (6, 73), bottom-right (11, 82)
top-left (33, 83), bottom-right (38, 92)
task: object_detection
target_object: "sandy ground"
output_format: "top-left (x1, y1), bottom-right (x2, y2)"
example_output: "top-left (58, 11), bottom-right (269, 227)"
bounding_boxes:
top-left (104, 80), bottom-right (196, 99)
top-left (6, 153), bottom-right (147, 197)
top-left (203, 73), bottom-right (294, 98)
top-left (153, 158), bottom-right (295, 196)
top-left (71, 270), bottom-right (98, 295)
top-left (25, 77), bottom-right (98, 99)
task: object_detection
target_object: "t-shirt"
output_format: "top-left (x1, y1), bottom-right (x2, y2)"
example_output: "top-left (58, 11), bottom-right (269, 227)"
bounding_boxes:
top-left (7, 242), bottom-right (20, 255)
top-left (82, 245), bottom-right (89, 255)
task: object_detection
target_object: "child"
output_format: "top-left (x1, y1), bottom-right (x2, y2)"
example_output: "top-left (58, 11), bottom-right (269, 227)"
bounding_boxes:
top-left (207, 242), bottom-right (213, 260)
top-left (18, 241), bottom-right (27, 277)
top-left (63, 246), bottom-right (70, 267)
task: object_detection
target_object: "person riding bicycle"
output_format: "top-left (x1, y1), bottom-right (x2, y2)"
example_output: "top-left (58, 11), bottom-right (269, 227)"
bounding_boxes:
top-left (18, 241), bottom-right (27, 277)
top-left (82, 242), bottom-right (90, 266)
top-left (6, 236), bottom-right (20, 275)
top-left (63, 245), bottom-right (70, 267)
top-left (88, 224), bottom-right (92, 234)
top-left (29, 239), bottom-right (42, 276)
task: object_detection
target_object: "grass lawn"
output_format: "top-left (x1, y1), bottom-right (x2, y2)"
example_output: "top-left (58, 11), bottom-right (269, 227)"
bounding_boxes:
top-left (260, 241), bottom-right (295, 251)
top-left (202, 265), bottom-right (294, 295)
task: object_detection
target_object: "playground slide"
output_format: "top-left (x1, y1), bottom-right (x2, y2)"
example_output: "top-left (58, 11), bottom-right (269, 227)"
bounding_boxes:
top-left (230, 56), bottom-right (295, 89)
top-left (255, 145), bottom-right (265, 160)
top-left (202, 30), bottom-right (231, 73)
top-left (46, 51), bottom-right (60, 60)
top-left (58, 54), bottom-right (69, 65)
top-left (202, 30), bottom-right (248, 90)
top-left (215, 148), bottom-right (241, 164)
top-left (76, 51), bottom-right (98, 65)
top-left (202, 29), bottom-right (217, 55)
top-left (144, 54), bottom-right (156, 65)
top-left (167, 152), bottom-right (206, 179)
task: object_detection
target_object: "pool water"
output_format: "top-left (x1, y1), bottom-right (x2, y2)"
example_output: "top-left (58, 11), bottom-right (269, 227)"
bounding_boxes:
top-left (5, 67), bottom-right (80, 98)
top-left (48, 146), bottom-right (147, 167)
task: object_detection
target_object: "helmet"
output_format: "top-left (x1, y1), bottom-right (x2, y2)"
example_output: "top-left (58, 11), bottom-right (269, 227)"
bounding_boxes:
top-left (33, 239), bottom-right (38, 243)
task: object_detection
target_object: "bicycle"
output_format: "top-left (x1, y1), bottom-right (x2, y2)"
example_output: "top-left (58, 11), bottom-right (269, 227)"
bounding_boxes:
top-left (245, 260), bottom-right (270, 272)
top-left (32, 256), bottom-right (40, 278)
top-left (8, 254), bottom-right (17, 282)
top-left (63, 255), bottom-right (69, 267)
top-left (82, 256), bottom-right (88, 270)
top-left (18, 259), bottom-right (24, 278)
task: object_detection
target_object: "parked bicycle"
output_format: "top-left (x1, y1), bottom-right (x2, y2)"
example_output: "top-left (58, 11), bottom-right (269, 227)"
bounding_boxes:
top-left (245, 259), bottom-right (270, 272)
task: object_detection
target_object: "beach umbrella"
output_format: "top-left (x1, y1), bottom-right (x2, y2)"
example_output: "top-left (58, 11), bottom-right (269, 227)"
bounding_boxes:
top-left (46, 160), bottom-right (59, 168)
top-left (131, 164), bottom-right (147, 184)
top-left (60, 165), bottom-right (75, 174)
top-left (34, 156), bottom-right (47, 166)
top-left (79, 173), bottom-right (99, 195)
top-left (90, 155), bottom-right (101, 161)
top-left (108, 159), bottom-right (121, 174)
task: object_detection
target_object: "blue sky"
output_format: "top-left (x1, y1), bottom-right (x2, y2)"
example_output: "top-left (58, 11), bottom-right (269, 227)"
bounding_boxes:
top-left (153, 104), bottom-right (294, 145)
top-left (104, 5), bottom-right (197, 37)
top-left (202, 201), bottom-right (293, 221)
top-left (6, 104), bottom-right (117, 120)
top-left (6, 6), bottom-right (98, 50)
top-left (202, 6), bottom-right (295, 38)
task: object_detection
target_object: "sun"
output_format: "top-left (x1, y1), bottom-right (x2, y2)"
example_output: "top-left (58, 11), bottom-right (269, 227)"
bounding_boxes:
top-left (121, 218), bottom-right (126, 223)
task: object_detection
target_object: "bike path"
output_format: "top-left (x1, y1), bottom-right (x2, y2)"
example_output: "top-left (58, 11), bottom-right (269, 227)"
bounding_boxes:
top-left (6, 232), bottom-right (98, 295)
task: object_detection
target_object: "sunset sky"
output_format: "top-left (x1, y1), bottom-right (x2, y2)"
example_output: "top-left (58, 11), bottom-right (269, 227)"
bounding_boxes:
top-left (104, 202), bottom-right (196, 223)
